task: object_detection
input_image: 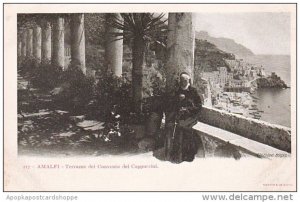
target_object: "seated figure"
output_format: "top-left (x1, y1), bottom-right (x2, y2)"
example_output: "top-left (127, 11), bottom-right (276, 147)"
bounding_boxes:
top-left (149, 72), bottom-right (203, 163)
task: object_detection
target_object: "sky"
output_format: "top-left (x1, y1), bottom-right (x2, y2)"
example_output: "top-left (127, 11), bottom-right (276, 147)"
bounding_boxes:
top-left (195, 13), bottom-right (291, 55)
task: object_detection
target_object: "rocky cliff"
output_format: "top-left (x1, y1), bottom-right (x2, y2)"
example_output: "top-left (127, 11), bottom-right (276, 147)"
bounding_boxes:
top-left (256, 73), bottom-right (288, 88)
top-left (196, 31), bottom-right (254, 58)
top-left (194, 39), bottom-right (235, 72)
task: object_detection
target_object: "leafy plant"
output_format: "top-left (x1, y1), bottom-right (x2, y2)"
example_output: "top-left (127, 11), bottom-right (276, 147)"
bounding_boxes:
top-left (33, 61), bottom-right (64, 90)
top-left (110, 13), bottom-right (167, 113)
top-left (86, 44), bottom-right (105, 71)
top-left (18, 57), bottom-right (63, 90)
top-left (94, 71), bottom-right (133, 120)
top-left (53, 61), bottom-right (95, 114)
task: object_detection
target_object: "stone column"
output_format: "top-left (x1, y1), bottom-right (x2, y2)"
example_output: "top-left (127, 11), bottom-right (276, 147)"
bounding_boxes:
top-left (18, 33), bottom-right (22, 66)
top-left (52, 17), bottom-right (65, 68)
top-left (26, 29), bottom-right (33, 57)
top-left (70, 13), bottom-right (86, 74)
top-left (105, 13), bottom-right (123, 77)
top-left (41, 21), bottom-right (52, 63)
top-left (17, 37), bottom-right (22, 57)
top-left (33, 25), bottom-right (42, 62)
top-left (166, 13), bottom-right (196, 91)
top-left (165, 13), bottom-right (196, 161)
top-left (21, 30), bottom-right (27, 57)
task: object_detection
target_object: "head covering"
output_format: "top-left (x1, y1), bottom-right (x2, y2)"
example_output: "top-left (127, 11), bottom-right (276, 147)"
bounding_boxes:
top-left (179, 72), bottom-right (191, 90)
top-left (180, 72), bottom-right (191, 79)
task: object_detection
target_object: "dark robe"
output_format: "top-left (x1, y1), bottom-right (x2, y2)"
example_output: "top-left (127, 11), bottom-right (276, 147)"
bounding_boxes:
top-left (166, 85), bottom-right (203, 163)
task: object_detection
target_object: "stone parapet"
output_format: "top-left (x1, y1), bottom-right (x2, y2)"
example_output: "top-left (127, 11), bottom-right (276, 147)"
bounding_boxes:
top-left (198, 106), bottom-right (291, 152)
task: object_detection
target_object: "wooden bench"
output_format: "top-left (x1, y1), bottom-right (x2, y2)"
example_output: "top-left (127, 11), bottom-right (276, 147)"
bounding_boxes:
top-left (192, 121), bottom-right (290, 158)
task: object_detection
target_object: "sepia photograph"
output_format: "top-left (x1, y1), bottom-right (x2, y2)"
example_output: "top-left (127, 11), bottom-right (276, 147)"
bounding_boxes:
top-left (3, 3), bottom-right (297, 191)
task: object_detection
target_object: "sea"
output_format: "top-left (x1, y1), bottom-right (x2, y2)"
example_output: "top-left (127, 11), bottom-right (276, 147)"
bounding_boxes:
top-left (244, 55), bottom-right (291, 127)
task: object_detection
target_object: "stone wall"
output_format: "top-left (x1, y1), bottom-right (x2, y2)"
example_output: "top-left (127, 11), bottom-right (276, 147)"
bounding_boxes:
top-left (198, 106), bottom-right (291, 152)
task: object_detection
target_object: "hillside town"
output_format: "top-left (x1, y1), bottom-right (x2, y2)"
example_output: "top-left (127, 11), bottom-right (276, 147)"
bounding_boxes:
top-left (200, 58), bottom-right (285, 119)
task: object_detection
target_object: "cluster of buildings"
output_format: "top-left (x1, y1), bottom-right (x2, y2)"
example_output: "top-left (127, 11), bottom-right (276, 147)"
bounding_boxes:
top-left (201, 67), bottom-right (233, 89)
top-left (225, 59), bottom-right (266, 79)
top-left (201, 59), bottom-right (266, 92)
top-left (199, 58), bottom-right (268, 109)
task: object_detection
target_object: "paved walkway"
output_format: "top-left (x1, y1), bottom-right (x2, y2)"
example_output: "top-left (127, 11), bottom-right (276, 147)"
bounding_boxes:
top-left (17, 73), bottom-right (141, 156)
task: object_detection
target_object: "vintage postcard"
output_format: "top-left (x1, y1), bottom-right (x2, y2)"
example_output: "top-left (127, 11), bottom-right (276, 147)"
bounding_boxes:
top-left (3, 3), bottom-right (297, 191)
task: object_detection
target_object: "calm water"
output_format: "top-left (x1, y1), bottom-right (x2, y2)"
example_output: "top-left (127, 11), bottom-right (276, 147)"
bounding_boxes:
top-left (244, 55), bottom-right (291, 127)
top-left (244, 55), bottom-right (291, 86)
top-left (252, 88), bottom-right (291, 127)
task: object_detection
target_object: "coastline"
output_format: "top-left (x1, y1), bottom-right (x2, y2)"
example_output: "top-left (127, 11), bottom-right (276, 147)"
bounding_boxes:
top-left (210, 88), bottom-right (291, 127)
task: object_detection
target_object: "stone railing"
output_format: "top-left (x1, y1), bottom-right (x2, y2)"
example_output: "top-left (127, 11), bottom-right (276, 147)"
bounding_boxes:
top-left (198, 106), bottom-right (291, 153)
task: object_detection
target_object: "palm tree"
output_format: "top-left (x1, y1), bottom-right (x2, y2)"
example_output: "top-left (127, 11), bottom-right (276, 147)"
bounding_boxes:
top-left (110, 13), bottom-right (167, 114)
